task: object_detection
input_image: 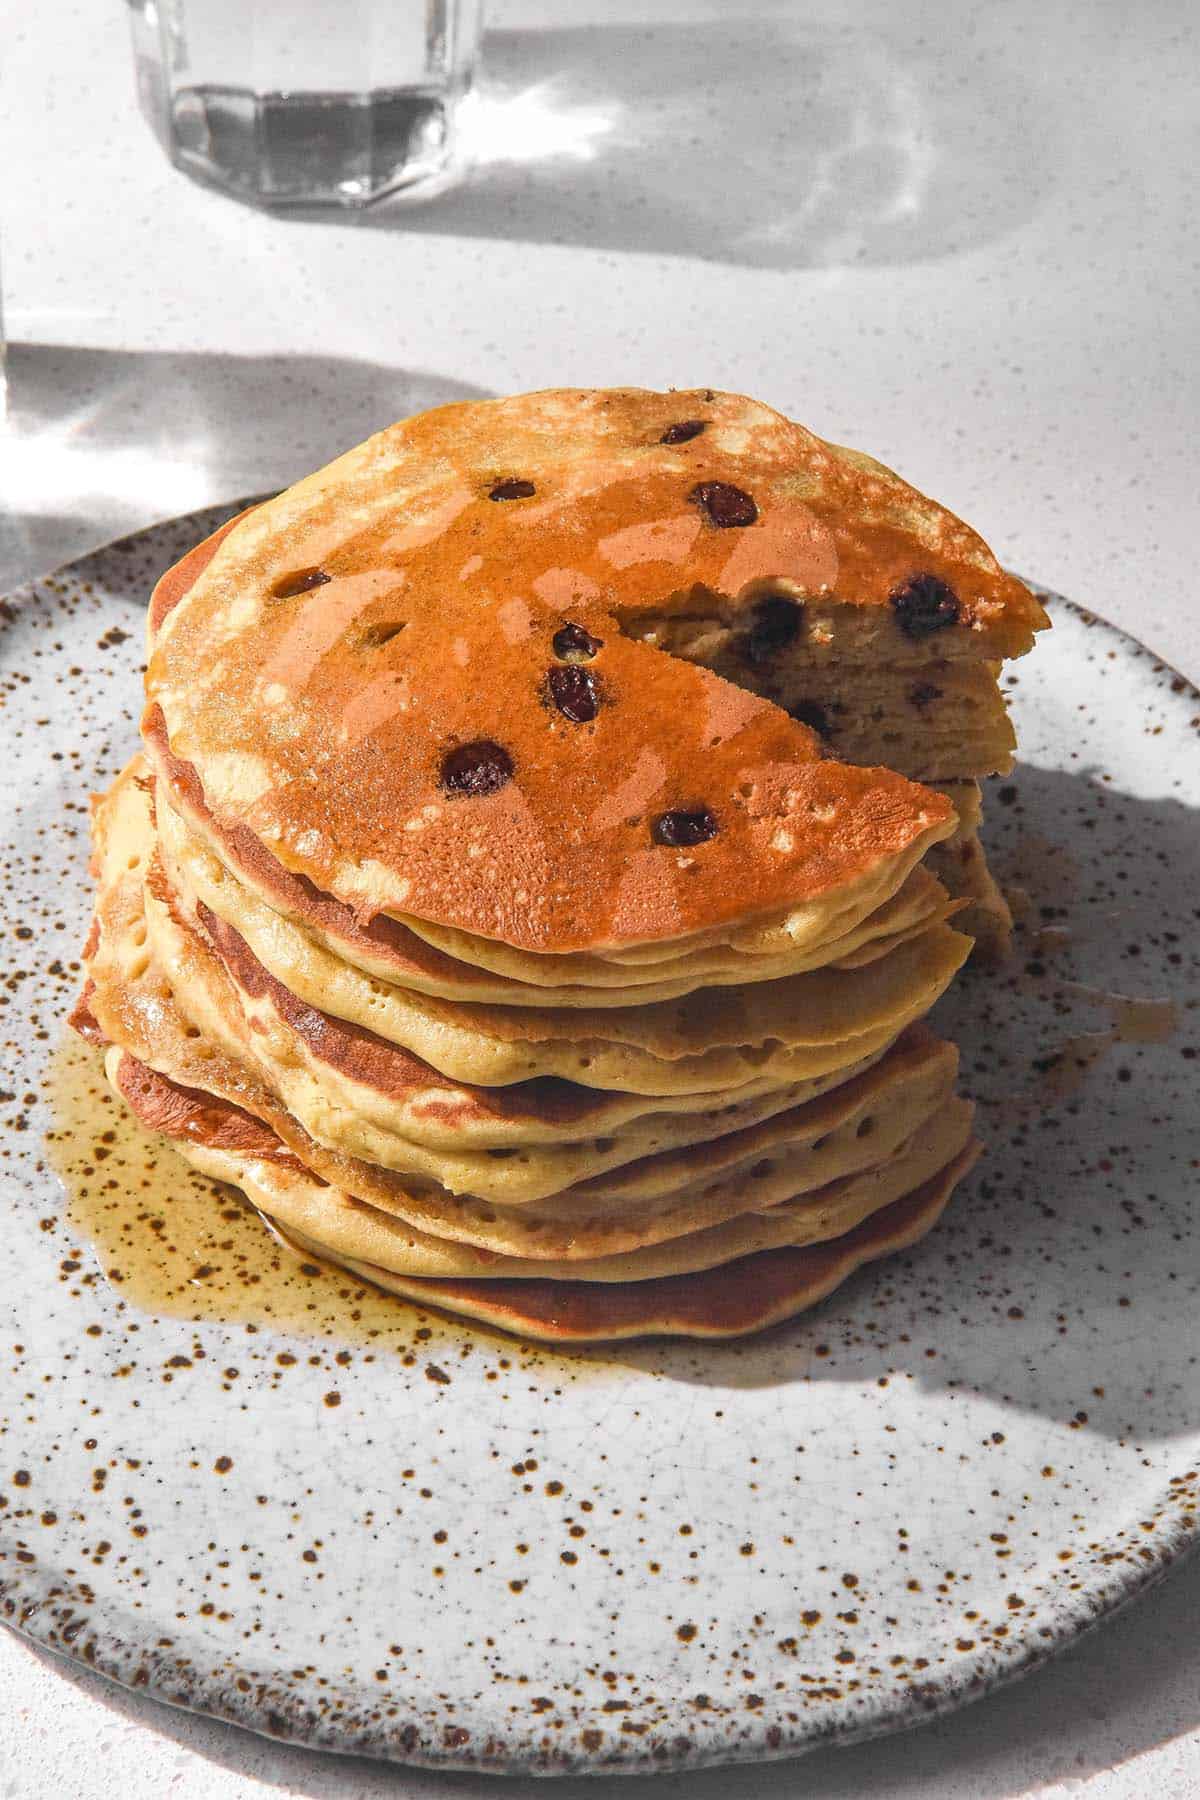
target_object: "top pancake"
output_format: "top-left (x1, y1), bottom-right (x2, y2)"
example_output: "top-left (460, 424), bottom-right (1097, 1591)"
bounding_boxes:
top-left (143, 388), bottom-right (1041, 954)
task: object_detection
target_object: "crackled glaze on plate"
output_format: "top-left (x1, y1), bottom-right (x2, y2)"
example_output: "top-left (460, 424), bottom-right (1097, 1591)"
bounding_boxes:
top-left (0, 508), bottom-right (1197, 1775)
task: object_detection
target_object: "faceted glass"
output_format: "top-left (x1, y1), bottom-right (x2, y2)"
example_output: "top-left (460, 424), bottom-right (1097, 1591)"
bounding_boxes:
top-left (128, 0), bottom-right (482, 207)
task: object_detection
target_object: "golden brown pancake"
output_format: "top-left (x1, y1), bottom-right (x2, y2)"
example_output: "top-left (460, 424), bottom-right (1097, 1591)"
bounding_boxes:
top-left (66, 386), bottom-right (1041, 1340)
top-left (328, 1155), bottom-right (979, 1343)
top-left (101, 1042), bottom-right (979, 1341)
top-left (142, 389), bottom-right (1002, 956)
top-left (153, 753), bottom-right (956, 1003)
top-left (102, 1044), bottom-right (975, 1277)
top-left (143, 761), bottom-right (964, 1083)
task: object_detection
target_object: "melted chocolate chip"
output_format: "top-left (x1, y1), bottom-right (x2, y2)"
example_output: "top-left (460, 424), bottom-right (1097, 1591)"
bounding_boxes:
top-left (272, 568), bottom-right (331, 599)
top-left (744, 595), bottom-right (803, 664)
top-left (908, 680), bottom-right (943, 709)
top-left (660, 420), bottom-right (707, 445)
top-left (488, 478), bottom-right (536, 501)
top-left (547, 665), bottom-right (600, 723)
top-left (688, 481), bottom-right (758, 528)
top-left (359, 620), bottom-right (408, 648)
top-left (652, 807), bottom-right (719, 847)
top-left (890, 573), bottom-right (961, 638)
top-left (552, 621), bottom-right (602, 662)
top-left (788, 699), bottom-right (833, 739)
top-left (440, 740), bottom-right (514, 797)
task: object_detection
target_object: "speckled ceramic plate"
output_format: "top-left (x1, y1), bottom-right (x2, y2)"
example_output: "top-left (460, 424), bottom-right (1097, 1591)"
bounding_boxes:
top-left (1, 507), bottom-right (1198, 1776)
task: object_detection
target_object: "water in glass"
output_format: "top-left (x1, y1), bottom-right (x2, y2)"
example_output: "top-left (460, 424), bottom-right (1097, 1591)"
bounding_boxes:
top-left (128, 0), bottom-right (482, 207)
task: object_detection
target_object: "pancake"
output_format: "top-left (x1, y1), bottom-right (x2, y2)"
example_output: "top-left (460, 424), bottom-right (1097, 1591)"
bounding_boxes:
top-left (142, 869), bottom-right (958, 1206)
top-left (274, 1158), bottom-right (975, 1342)
top-left (92, 942), bottom-right (965, 1262)
top-left (143, 764), bottom-right (965, 1085)
top-left (146, 875), bottom-right (967, 1202)
top-left (164, 877), bottom-right (959, 1157)
top-left (129, 790), bottom-right (968, 1207)
top-left (143, 390), bottom-right (987, 960)
top-left (104, 1046), bottom-right (974, 1281)
top-left (154, 760), bottom-right (956, 1004)
top-left (103, 1043), bottom-right (979, 1341)
top-left (924, 782), bottom-right (1013, 957)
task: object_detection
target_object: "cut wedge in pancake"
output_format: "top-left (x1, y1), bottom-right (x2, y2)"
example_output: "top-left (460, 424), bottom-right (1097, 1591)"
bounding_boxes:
top-left (607, 633), bottom-right (1018, 782)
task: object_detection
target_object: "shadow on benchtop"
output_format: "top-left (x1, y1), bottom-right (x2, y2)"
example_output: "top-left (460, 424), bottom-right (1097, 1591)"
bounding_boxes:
top-left (0, 343), bottom-right (490, 595)
top-left (323, 13), bottom-right (1058, 271)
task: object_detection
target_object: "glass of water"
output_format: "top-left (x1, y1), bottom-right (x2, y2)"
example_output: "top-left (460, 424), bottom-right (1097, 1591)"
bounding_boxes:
top-left (128, 0), bottom-right (483, 208)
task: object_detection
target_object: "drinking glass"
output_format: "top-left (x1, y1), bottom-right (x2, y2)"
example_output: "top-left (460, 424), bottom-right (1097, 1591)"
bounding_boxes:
top-left (128, 0), bottom-right (483, 207)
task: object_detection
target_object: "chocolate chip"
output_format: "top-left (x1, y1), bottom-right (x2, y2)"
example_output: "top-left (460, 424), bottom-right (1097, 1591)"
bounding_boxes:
top-left (788, 700), bottom-right (833, 739)
top-left (488, 478), bottom-right (536, 501)
top-left (272, 569), bottom-right (331, 599)
top-left (688, 481), bottom-right (758, 528)
top-left (359, 621), bottom-right (408, 648)
top-left (744, 595), bottom-right (803, 664)
top-left (660, 420), bottom-right (707, 445)
top-left (547, 665), bottom-right (599, 723)
top-left (908, 681), bottom-right (943, 709)
top-left (890, 573), bottom-right (961, 638)
top-left (652, 807), bottom-right (719, 847)
top-left (440, 740), bottom-right (514, 797)
top-left (552, 621), bottom-right (602, 662)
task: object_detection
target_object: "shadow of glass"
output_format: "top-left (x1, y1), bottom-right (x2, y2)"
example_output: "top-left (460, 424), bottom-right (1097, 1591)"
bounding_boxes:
top-left (0, 344), bottom-right (489, 592)
top-left (337, 18), bottom-right (1056, 269)
top-left (559, 762), bottom-right (1200, 1447)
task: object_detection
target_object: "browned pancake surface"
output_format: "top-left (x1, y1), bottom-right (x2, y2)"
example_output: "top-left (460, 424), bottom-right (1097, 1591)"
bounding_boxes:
top-left (144, 389), bottom-right (1029, 952)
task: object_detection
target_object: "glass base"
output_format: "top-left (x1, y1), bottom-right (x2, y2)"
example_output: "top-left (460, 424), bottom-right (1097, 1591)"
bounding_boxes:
top-left (166, 84), bottom-right (461, 207)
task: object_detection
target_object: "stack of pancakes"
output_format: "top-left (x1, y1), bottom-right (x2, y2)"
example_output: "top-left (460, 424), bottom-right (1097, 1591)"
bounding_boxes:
top-left (71, 388), bottom-right (1045, 1341)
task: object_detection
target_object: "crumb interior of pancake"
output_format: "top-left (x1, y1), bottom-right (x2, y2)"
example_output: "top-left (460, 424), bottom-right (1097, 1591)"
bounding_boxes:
top-left (617, 610), bottom-right (1018, 781)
